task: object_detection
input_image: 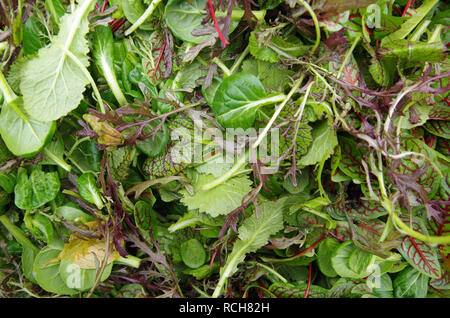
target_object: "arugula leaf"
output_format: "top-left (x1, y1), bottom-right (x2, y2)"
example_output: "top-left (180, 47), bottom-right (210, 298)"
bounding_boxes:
top-left (20, 0), bottom-right (96, 122)
top-left (212, 200), bottom-right (285, 297)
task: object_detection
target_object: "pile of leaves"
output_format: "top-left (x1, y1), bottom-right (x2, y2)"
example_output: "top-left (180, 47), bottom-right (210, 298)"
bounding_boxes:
top-left (0, 0), bottom-right (448, 298)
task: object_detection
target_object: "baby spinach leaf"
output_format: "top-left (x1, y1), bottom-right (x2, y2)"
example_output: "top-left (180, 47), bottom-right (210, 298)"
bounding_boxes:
top-left (14, 167), bottom-right (60, 210)
top-left (121, 0), bottom-right (154, 31)
top-left (20, 0), bottom-right (96, 122)
top-left (165, 0), bottom-right (243, 44)
top-left (210, 72), bottom-right (285, 129)
top-left (76, 173), bottom-right (104, 210)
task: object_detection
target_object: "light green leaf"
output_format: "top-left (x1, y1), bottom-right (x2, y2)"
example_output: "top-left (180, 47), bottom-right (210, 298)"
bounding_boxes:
top-left (76, 173), bottom-right (104, 210)
top-left (212, 200), bottom-right (285, 297)
top-left (59, 259), bottom-right (112, 291)
top-left (33, 246), bottom-right (79, 295)
top-left (0, 97), bottom-right (56, 158)
top-left (180, 170), bottom-right (252, 218)
top-left (381, 0), bottom-right (439, 44)
top-left (298, 120), bottom-right (338, 166)
top-left (20, 0), bottom-right (96, 122)
top-left (394, 266), bottom-right (429, 298)
top-left (195, 156), bottom-right (234, 178)
top-left (180, 238), bottom-right (207, 269)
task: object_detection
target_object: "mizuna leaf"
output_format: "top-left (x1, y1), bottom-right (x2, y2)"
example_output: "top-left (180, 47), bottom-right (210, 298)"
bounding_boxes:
top-left (180, 170), bottom-right (252, 218)
top-left (20, 0), bottom-right (96, 122)
top-left (269, 282), bottom-right (329, 298)
top-left (212, 200), bottom-right (285, 297)
top-left (397, 215), bottom-right (442, 279)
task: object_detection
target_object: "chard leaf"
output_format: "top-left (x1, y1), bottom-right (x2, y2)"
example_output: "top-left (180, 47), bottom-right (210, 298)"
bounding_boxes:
top-left (210, 72), bottom-right (285, 129)
top-left (269, 282), bottom-right (329, 298)
top-left (0, 97), bottom-right (56, 158)
top-left (212, 200), bottom-right (285, 297)
top-left (20, 0), bottom-right (96, 122)
top-left (397, 215), bottom-right (442, 279)
top-left (14, 167), bottom-right (60, 210)
top-left (180, 170), bottom-right (252, 218)
top-left (338, 136), bottom-right (367, 182)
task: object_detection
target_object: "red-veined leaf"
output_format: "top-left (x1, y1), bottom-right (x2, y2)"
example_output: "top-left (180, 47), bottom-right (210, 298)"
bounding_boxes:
top-left (397, 215), bottom-right (442, 279)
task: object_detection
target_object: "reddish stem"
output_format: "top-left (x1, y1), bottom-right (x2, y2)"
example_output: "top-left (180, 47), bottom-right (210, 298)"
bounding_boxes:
top-left (206, 0), bottom-right (229, 47)
top-left (304, 262), bottom-right (312, 298)
top-left (101, 0), bottom-right (108, 13)
top-left (262, 233), bottom-right (327, 262)
top-left (402, 0), bottom-right (412, 17)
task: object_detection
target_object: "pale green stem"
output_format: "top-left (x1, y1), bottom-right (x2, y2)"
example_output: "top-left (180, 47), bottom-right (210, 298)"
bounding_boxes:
top-left (202, 151), bottom-right (248, 191)
top-left (229, 45), bottom-right (250, 74)
top-left (0, 71), bottom-right (16, 104)
top-left (428, 24), bottom-right (443, 43)
top-left (124, 0), bottom-right (163, 36)
top-left (0, 215), bottom-right (40, 254)
top-left (295, 0), bottom-right (321, 54)
top-left (248, 261), bottom-right (288, 283)
top-left (115, 255), bottom-right (142, 268)
top-left (336, 34), bottom-right (361, 80)
top-left (43, 148), bottom-right (72, 172)
top-left (409, 20), bottom-right (431, 42)
top-left (212, 57), bottom-right (231, 77)
top-left (54, 41), bottom-right (106, 114)
top-left (98, 55), bottom-right (127, 106)
top-left (252, 74), bottom-right (305, 149)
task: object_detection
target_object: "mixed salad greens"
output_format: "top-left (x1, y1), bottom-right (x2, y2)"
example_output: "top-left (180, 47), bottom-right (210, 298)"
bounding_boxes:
top-left (0, 0), bottom-right (449, 298)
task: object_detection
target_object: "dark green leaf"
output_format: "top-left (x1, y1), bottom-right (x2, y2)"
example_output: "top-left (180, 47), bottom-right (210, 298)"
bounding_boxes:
top-left (14, 167), bottom-right (60, 210)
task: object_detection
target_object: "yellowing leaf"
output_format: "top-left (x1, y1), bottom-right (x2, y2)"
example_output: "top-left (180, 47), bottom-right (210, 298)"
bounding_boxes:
top-left (56, 222), bottom-right (120, 269)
